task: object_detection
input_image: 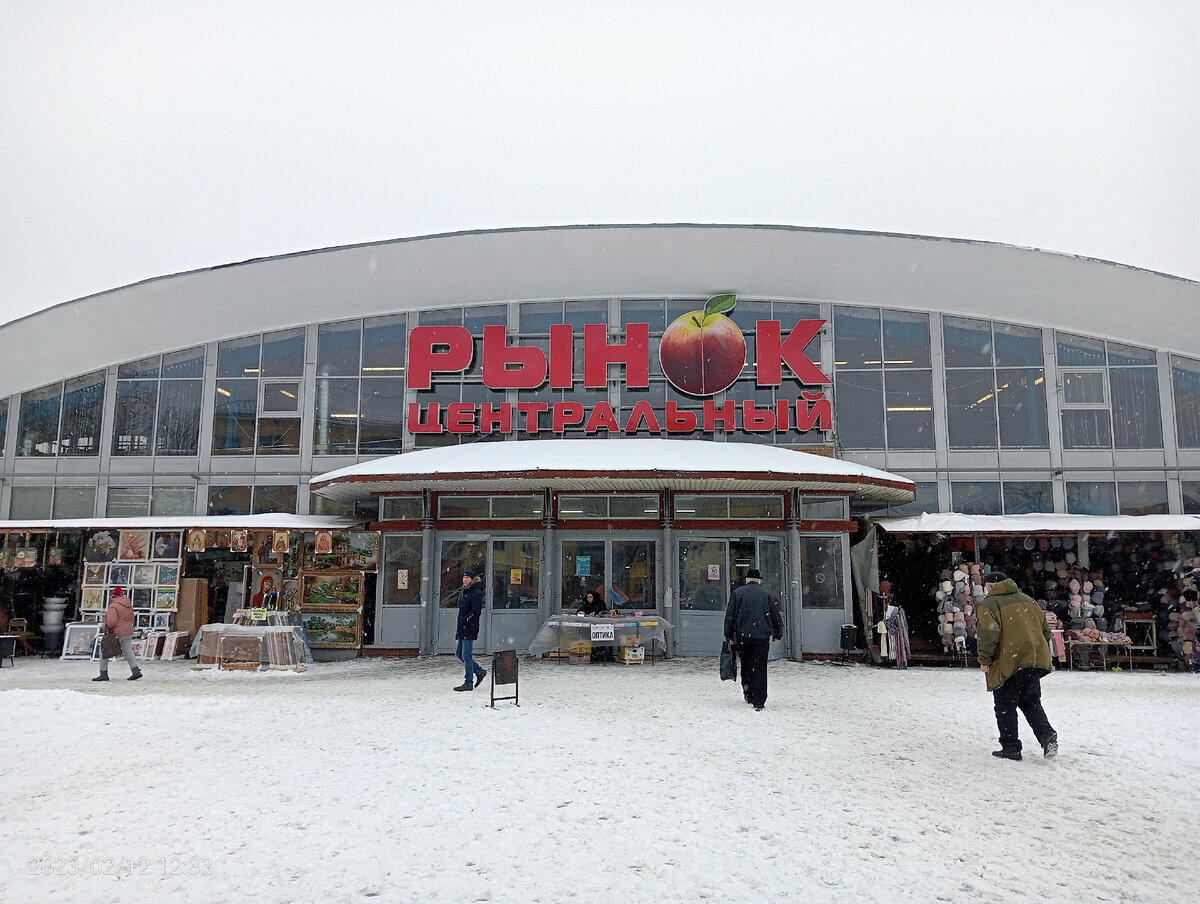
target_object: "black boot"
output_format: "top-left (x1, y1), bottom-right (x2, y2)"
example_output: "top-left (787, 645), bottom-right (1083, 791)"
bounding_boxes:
top-left (92, 671), bottom-right (109, 682)
top-left (1042, 734), bottom-right (1058, 759)
top-left (128, 668), bottom-right (143, 681)
top-left (991, 749), bottom-right (1022, 761)
top-left (453, 681), bottom-right (473, 691)
top-left (475, 669), bottom-right (487, 688)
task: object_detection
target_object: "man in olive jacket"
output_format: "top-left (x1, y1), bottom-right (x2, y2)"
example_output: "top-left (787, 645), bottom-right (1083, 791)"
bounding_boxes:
top-left (724, 569), bottom-right (784, 711)
top-left (976, 572), bottom-right (1058, 761)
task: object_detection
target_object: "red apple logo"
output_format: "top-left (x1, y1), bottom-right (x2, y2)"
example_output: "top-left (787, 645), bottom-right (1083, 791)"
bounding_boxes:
top-left (659, 294), bottom-right (746, 395)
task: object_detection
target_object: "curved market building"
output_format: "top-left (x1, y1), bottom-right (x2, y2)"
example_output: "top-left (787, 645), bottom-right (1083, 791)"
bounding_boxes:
top-left (0, 224), bottom-right (1198, 660)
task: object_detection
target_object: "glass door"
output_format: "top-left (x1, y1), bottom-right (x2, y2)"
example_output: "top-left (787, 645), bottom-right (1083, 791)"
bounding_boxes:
top-left (376, 534), bottom-right (423, 648)
top-left (758, 538), bottom-right (786, 660)
top-left (799, 534), bottom-right (848, 654)
top-left (677, 539), bottom-right (729, 655)
top-left (436, 538), bottom-right (487, 654)
top-left (488, 539), bottom-right (540, 652)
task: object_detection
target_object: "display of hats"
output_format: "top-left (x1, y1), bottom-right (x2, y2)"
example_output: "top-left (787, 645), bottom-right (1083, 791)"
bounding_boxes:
top-left (1062, 536), bottom-right (1075, 549)
top-left (941, 580), bottom-right (953, 593)
top-left (1065, 552), bottom-right (1076, 564)
top-left (1069, 578), bottom-right (1080, 592)
top-left (1023, 537), bottom-right (1036, 550)
top-left (1082, 581), bottom-right (1093, 592)
top-left (1038, 538), bottom-right (1051, 551)
top-left (1050, 537), bottom-right (1062, 548)
top-left (935, 590), bottom-right (944, 601)
top-left (953, 569), bottom-right (967, 582)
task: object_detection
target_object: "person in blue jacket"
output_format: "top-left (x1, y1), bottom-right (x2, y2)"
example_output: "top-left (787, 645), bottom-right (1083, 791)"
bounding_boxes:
top-left (454, 567), bottom-right (487, 691)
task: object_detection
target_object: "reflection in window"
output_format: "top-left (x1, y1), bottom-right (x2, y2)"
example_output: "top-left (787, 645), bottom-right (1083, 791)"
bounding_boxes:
top-left (834, 307), bottom-right (880, 367)
top-left (1110, 367), bottom-right (1162, 449)
top-left (996, 369), bottom-right (1048, 447)
top-left (1061, 409), bottom-right (1112, 448)
top-left (800, 536), bottom-right (844, 609)
top-left (52, 486), bottom-right (95, 517)
top-left (943, 316), bottom-right (993, 367)
top-left (150, 486), bottom-right (195, 516)
top-left (1117, 481), bottom-right (1168, 515)
top-left (491, 539), bottom-right (540, 609)
top-left (1171, 356), bottom-right (1200, 448)
top-left (113, 347), bottom-right (205, 457)
top-left (253, 484), bottom-right (298, 514)
top-left (208, 485), bottom-right (252, 515)
top-left (108, 486), bottom-right (152, 517)
top-left (677, 539), bottom-right (727, 611)
top-left (611, 540), bottom-right (656, 609)
top-left (261, 328), bottom-right (305, 377)
top-left (993, 323), bottom-right (1043, 367)
top-left (1003, 482), bottom-right (1053, 514)
top-left (212, 380), bottom-right (257, 454)
top-left (1066, 482), bottom-right (1116, 515)
top-left (1183, 481), bottom-right (1200, 514)
top-left (58, 371), bottom-right (105, 456)
top-left (112, 380), bottom-right (157, 455)
top-left (951, 482), bottom-right (1001, 515)
top-left (886, 481), bottom-right (939, 516)
top-left (9, 485), bottom-right (53, 519)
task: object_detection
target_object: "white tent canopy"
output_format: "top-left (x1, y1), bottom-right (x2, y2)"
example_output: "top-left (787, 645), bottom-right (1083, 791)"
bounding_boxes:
top-left (874, 512), bottom-right (1200, 534)
top-left (310, 438), bottom-right (917, 504)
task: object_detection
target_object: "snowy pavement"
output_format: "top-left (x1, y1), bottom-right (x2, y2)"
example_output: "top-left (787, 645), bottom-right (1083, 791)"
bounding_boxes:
top-left (1, 655), bottom-right (1194, 904)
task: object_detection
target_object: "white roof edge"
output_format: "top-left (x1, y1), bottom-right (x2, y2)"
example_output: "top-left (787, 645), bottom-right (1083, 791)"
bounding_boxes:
top-left (874, 512), bottom-right (1200, 533)
top-left (0, 514), bottom-right (361, 532)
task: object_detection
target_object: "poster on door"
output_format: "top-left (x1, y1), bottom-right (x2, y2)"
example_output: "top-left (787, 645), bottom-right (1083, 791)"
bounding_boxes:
top-left (576, 556), bottom-right (591, 576)
top-left (707, 564), bottom-right (721, 581)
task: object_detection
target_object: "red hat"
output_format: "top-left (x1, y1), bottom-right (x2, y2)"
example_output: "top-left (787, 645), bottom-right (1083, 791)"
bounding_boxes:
top-left (111, 586), bottom-right (127, 598)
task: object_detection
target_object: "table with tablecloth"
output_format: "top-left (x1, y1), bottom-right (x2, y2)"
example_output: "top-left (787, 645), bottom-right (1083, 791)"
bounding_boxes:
top-left (188, 623), bottom-right (311, 669)
top-left (528, 614), bottom-right (672, 662)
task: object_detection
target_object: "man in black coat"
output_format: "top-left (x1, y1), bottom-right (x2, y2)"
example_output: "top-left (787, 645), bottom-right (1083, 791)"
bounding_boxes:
top-left (724, 568), bottom-right (784, 710)
top-left (454, 567), bottom-right (487, 691)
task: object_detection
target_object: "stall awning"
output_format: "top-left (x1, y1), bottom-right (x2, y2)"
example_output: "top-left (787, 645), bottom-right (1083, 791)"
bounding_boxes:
top-left (0, 514), bottom-right (360, 532)
top-left (310, 438), bottom-right (917, 504)
top-left (873, 512), bottom-right (1200, 534)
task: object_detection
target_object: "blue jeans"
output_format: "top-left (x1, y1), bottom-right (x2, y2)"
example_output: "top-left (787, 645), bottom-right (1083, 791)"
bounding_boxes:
top-left (456, 638), bottom-right (485, 683)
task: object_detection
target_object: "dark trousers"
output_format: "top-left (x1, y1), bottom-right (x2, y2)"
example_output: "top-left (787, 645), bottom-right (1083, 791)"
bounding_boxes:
top-left (993, 668), bottom-right (1055, 752)
top-left (737, 638), bottom-right (771, 707)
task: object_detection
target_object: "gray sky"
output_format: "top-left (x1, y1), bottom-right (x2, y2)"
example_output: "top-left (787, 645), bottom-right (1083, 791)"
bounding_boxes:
top-left (2, 1), bottom-right (1197, 326)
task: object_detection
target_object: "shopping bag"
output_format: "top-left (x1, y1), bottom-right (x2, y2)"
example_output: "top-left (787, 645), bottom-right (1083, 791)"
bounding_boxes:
top-left (719, 640), bottom-right (737, 681)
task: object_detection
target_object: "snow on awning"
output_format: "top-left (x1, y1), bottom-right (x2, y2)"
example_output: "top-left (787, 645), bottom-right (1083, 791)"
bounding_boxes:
top-left (309, 438), bottom-right (917, 505)
top-left (0, 514), bottom-right (360, 533)
top-left (873, 512), bottom-right (1200, 534)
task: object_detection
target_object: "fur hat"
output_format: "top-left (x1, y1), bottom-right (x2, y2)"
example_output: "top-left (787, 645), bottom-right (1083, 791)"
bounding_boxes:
top-left (984, 571), bottom-right (1008, 585)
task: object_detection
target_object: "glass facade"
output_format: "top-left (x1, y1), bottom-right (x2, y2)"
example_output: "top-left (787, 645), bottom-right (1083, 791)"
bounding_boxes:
top-left (0, 298), bottom-right (1195, 518)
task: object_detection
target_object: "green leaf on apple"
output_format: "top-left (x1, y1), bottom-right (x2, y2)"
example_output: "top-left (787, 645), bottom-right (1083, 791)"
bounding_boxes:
top-left (704, 294), bottom-right (736, 318)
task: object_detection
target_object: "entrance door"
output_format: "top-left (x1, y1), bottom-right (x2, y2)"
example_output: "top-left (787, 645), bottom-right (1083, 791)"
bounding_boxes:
top-left (376, 534), bottom-right (423, 648)
top-left (757, 538), bottom-right (786, 660)
top-left (488, 539), bottom-right (541, 653)
top-left (436, 538), bottom-right (488, 654)
top-left (799, 535), bottom-right (849, 654)
top-left (677, 539), bottom-right (730, 655)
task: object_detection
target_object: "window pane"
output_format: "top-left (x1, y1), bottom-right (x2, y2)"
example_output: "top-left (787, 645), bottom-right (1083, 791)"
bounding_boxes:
top-left (217, 335), bottom-right (261, 377)
top-left (362, 313), bottom-right (408, 374)
top-left (994, 323), bottom-right (1043, 367)
top-left (156, 380), bottom-right (202, 455)
top-left (945, 370), bottom-right (997, 448)
top-left (418, 307), bottom-right (463, 326)
top-left (316, 320), bottom-right (362, 376)
top-left (382, 535), bottom-right (424, 606)
top-left (611, 540), bottom-right (655, 610)
top-left (261, 328), bottom-right (305, 377)
top-left (162, 346), bottom-right (205, 378)
top-left (118, 355), bottom-right (160, 379)
top-left (381, 497), bottom-right (423, 520)
top-left (0, 398), bottom-right (8, 456)
top-left (438, 496), bottom-right (490, 518)
top-left (803, 497), bottom-right (847, 519)
top-left (728, 300), bottom-right (772, 333)
top-left (1061, 371), bottom-right (1106, 404)
top-left (107, 486), bottom-right (151, 517)
top-left (1183, 481), bottom-right (1200, 514)
top-left (462, 304), bottom-right (507, 334)
top-left (674, 495), bottom-right (727, 518)
top-left (952, 482), bottom-right (1001, 514)
top-left (1110, 367), bottom-right (1162, 449)
top-left (1066, 482), bottom-right (1116, 515)
top-left (884, 369), bottom-right (934, 450)
top-left (53, 486), bottom-right (95, 518)
top-left (881, 310), bottom-right (931, 368)
top-left (1003, 482), bottom-right (1053, 514)
top-left (17, 382), bottom-right (62, 456)
top-left (678, 539), bottom-right (727, 610)
top-left (1056, 333), bottom-right (1105, 366)
top-left (492, 495), bottom-right (544, 518)
top-left (262, 381), bottom-right (301, 414)
top-left (800, 536), bottom-right (844, 609)
top-left (253, 485), bottom-right (298, 514)
top-left (834, 371), bottom-right (884, 449)
top-left (359, 378), bottom-right (405, 454)
top-left (212, 380), bottom-right (257, 454)
top-left (609, 495), bottom-right (659, 518)
top-left (1118, 481), bottom-right (1168, 515)
top-left (559, 496), bottom-right (607, 518)
top-left (562, 300), bottom-right (608, 330)
top-left (313, 378), bottom-right (359, 455)
top-left (1107, 342), bottom-right (1156, 366)
top-left (888, 481), bottom-right (938, 516)
top-left (151, 486), bottom-right (195, 517)
top-left (256, 416), bottom-right (300, 455)
top-left (620, 299), bottom-right (666, 333)
top-left (491, 539), bottom-right (540, 609)
top-left (112, 380), bottom-right (158, 456)
top-left (9, 486), bottom-right (53, 519)
top-left (59, 371), bottom-right (105, 456)
top-left (208, 485), bottom-right (252, 515)
top-left (562, 539), bottom-right (607, 605)
top-left (834, 307), bottom-right (881, 368)
top-left (519, 301), bottom-right (562, 333)
top-left (996, 368), bottom-right (1049, 448)
top-left (728, 495), bottom-right (783, 518)
top-left (1172, 357), bottom-right (1200, 448)
top-left (1061, 409), bottom-right (1112, 448)
top-left (942, 316), bottom-right (992, 367)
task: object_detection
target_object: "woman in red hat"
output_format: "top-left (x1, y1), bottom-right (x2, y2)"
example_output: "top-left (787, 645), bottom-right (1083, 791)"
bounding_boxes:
top-left (95, 586), bottom-right (142, 681)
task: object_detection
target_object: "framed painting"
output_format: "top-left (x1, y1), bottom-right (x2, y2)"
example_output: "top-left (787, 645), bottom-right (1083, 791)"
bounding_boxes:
top-left (302, 572), bottom-right (364, 610)
top-left (81, 587), bottom-right (105, 610)
top-left (151, 531), bottom-right (182, 561)
top-left (157, 563), bottom-right (180, 585)
top-left (300, 610), bottom-right (362, 648)
top-left (151, 612), bottom-right (172, 630)
top-left (305, 531), bottom-right (379, 571)
top-left (132, 563), bottom-right (158, 586)
top-left (160, 632), bottom-right (187, 661)
top-left (62, 623), bottom-right (100, 660)
top-left (253, 535), bottom-right (280, 566)
top-left (129, 638), bottom-right (147, 659)
top-left (107, 563), bottom-right (132, 586)
top-left (272, 530), bottom-right (291, 555)
top-left (132, 587), bottom-right (154, 609)
top-left (280, 579), bottom-right (299, 612)
top-left (117, 530), bottom-right (150, 562)
top-left (251, 569), bottom-right (279, 608)
top-left (135, 612), bottom-right (152, 630)
top-left (84, 530), bottom-right (118, 563)
top-left (154, 587), bottom-right (178, 611)
top-left (186, 529), bottom-right (206, 553)
top-left (83, 563), bottom-right (106, 586)
top-left (230, 529), bottom-right (249, 553)
top-left (82, 612), bottom-right (100, 623)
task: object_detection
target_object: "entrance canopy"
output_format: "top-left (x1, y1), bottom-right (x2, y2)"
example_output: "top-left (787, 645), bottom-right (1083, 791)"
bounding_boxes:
top-left (874, 512), bottom-right (1200, 534)
top-left (310, 438), bottom-right (917, 504)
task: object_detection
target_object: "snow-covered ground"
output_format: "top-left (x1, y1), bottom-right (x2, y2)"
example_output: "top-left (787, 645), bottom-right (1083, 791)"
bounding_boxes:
top-left (1, 655), bottom-right (1194, 904)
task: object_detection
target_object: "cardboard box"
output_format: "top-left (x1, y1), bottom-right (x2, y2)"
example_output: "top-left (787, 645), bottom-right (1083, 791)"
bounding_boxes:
top-left (618, 645), bottom-right (645, 664)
